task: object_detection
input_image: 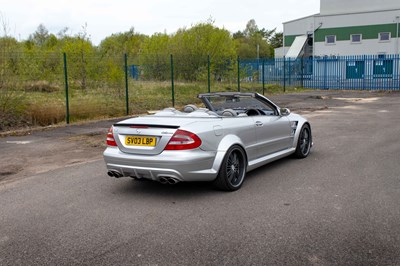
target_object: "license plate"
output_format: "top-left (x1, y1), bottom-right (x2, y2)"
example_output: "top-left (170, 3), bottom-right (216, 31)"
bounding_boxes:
top-left (125, 136), bottom-right (157, 147)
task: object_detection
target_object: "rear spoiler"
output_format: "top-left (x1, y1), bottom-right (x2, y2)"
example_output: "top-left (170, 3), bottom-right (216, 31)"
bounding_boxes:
top-left (113, 123), bottom-right (180, 129)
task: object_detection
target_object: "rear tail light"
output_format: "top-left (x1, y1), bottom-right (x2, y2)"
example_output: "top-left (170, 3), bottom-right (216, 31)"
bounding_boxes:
top-left (165, 129), bottom-right (202, 150)
top-left (106, 127), bottom-right (117, 147)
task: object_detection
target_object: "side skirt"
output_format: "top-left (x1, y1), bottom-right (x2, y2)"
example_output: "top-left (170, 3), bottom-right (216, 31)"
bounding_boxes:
top-left (247, 148), bottom-right (296, 172)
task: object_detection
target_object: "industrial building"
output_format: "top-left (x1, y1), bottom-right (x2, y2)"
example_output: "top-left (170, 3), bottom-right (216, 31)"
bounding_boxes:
top-left (276, 0), bottom-right (400, 58)
top-left (269, 0), bottom-right (400, 90)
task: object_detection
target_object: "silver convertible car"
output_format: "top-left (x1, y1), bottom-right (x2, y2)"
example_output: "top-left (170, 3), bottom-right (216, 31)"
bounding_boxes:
top-left (103, 92), bottom-right (312, 191)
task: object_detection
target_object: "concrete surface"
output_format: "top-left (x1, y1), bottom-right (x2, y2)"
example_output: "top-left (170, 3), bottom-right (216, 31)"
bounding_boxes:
top-left (0, 90), bottom-right (399, 265)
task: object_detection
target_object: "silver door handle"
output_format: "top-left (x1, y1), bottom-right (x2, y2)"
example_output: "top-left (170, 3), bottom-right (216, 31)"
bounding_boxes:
top-left (255, 121), bottom-right (263, 127)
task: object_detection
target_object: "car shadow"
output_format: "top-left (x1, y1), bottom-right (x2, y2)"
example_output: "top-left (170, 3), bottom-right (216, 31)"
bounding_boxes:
top-left (114, 178), bottom-right (218, 200)
top-left (110, 154), bottom-right (309, 199)
top-left (252, 154), bottom-right (302, 174)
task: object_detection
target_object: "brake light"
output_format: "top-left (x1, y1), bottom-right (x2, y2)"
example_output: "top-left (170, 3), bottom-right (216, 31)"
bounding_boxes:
top-left (165, 129), bottom-right (202, 150)
top-left (106, 127), bottom-right (117, 147)
top-left (129, 125), bottom-right (149, 128)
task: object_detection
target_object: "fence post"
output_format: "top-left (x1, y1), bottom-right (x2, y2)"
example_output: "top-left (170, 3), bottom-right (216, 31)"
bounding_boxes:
top-left (301, 57), bottom-right (304, 88)
top-left (207, 55), bottom-right (211, 93)
top-left (124, 53), bottom-right (129, 115)
top-left (362, 55), bottom-right (366, 90)
top-left (63, 52), bottom-right (70, 124)
top-left (324, 56), bottom-right (327, 89)
top-left (237, 56), bottom-right (241, 92)
top-left (288, 57), bottom-right (291, 86)
top-left (170, 54), bottom-right (175, 107)
top-left (283, 56), bottom-right (286, 92)
top-left (262, 59), bottom-right (265, 95)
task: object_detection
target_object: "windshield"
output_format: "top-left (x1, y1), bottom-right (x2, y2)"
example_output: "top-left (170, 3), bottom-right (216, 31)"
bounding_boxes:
top-left (204, 95), bottom-right (273, 112)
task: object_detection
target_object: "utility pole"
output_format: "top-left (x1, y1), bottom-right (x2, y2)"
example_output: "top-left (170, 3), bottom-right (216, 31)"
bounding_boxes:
top-left (396, 16), bottom-right (399, 55)
top-left (257, 44), bottom-right (260, 59)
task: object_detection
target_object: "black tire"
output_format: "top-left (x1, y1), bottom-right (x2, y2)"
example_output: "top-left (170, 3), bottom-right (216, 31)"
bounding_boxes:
top-left (213, 145), bottom-right (247, 191)
top-left (294, 124), bottom-right (312, 158)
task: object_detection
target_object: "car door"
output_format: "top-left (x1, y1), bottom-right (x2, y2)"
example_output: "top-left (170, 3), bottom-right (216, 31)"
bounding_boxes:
top-left (253, 114), bottom-right (292, 157)
top-left (221, 115), bottom-right (258, 162)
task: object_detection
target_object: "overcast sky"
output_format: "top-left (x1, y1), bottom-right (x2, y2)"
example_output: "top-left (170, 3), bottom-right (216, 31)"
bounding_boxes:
top-left (0, 0), bottom-right (320, 45)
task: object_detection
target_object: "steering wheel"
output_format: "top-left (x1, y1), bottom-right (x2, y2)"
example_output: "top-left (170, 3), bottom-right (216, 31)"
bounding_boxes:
top-left (245, 108), bottom-right (262, 116)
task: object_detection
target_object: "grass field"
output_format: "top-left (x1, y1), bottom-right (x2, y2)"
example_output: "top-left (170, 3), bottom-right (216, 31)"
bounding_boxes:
top-left (0, 80), bottom-right (305, 132)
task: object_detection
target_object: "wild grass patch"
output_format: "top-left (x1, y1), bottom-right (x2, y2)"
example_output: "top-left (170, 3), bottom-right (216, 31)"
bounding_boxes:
top-left (24, 81), bottom-right (61, 93)
top-left (1, 80), bottom-right (306, 131)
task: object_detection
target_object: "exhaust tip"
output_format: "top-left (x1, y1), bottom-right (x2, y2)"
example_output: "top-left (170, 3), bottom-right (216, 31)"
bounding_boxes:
top-left (107, 171), bottom-right (115, 177)
top-left (108, 170), bottom-right (123, 178)
top-left (159, 177), bottom-right (180, 185)
top-left (159, 177), bottom-right (168, 184)
top-left (167, 178), bottom-right (179, 185)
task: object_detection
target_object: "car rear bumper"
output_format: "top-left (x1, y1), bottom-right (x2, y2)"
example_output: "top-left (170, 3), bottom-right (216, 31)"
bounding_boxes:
top-left (103, 147), bottom-right (219, 182)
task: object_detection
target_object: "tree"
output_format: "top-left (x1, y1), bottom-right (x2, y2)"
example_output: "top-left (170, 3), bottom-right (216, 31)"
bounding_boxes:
top-left (243, 19), bottom-right (258, 37)
top-left (57, 27), bottom-right (70, 39)
top-left (0, 13), bottom-right (22, 80)
top-left (97, 28), bottom-right (147, 93)
top-left (61, 23), bottom-right (96, 90)
top-left (98, 27), bottom-right (146, 57)
top-left (270, 32), bottom-right (283, 49)
top-left (140, 33), bottom-right (171, 80)
top-left (29, 24), bottom-right (50, 46)
top-left (168, 21), bottom-right (236, 80)
top-left (233, 19), bottom-right (273, 59)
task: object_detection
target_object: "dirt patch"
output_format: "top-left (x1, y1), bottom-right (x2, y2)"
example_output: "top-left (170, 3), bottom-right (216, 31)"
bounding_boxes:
top-left (308, 95), bottom-right (332, 100)
top-left (0, 164), bottom-right (23, 181)
top-left (0, 137), bottom-right (105, 184)
top-left (0, 122), bottom-right (112, 184)
top-left (66, 132), bottom-right (107, 149)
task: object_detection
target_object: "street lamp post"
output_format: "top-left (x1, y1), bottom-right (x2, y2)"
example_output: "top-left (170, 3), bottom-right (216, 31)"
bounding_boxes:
top-left (396, 16), bottom-right (399, 55)
top-left (257, 44), bottom-right (260, 59)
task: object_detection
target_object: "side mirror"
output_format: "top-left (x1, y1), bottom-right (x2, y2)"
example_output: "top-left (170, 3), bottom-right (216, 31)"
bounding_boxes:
top-left (280, 108), bottom-right (291, 116)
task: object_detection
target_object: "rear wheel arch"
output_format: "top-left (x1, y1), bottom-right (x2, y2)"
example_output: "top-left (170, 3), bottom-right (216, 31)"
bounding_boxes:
top-left (214, 135), bottom-right (248, 169)
top-left (219, 143), bottom-right (248, 169)
top-left (216, 134), bottom-right (244, 151)
top-left (213, 144), bottom-right (248, 191)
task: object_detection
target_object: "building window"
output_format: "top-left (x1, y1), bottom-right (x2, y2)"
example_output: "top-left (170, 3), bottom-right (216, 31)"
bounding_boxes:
top-left (351, 34), bottom-right (362, 43)
top-left (325, 35), bottom-right (336, 44)
top-left (379, 32), bottom-right (391, 42)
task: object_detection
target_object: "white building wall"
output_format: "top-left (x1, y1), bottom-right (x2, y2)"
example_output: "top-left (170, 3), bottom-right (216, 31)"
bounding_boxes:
top-left (313, 9), bottom-right (400, 29)
top-left (284, 9), bottom-right (400, 36)
top-left (274, 47), bottom-right (286, 58)
top-left (313, 10), bottom-right (400, 56)
top-left (315, 39), bottom-right (399, 57)
top-left (283, 16), bottom-right (316, 37)
top-left (321, 0), bottom-right (400, 15)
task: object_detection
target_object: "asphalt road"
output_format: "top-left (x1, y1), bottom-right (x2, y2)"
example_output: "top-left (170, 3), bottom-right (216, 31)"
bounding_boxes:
top-left (1, 91), bottom-right (400, 265)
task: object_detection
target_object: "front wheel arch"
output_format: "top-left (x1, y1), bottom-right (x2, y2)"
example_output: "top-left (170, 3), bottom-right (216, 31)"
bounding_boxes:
top-left (294, 123), bottom-right (312, 158)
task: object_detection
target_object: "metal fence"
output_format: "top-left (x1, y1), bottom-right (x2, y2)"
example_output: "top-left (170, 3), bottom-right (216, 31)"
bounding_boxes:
top-left (242, 54), bottom-right (400, 91)
top-left (1, 51), bottom-right (399, 130)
